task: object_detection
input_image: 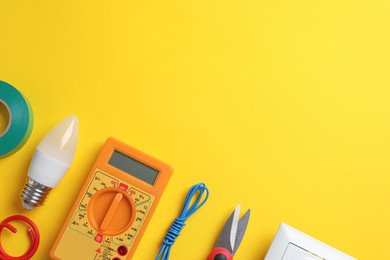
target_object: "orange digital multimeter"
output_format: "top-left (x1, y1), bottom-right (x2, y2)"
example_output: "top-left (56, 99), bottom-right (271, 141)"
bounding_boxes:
top-left (50, 137), bottom-right (173, 260)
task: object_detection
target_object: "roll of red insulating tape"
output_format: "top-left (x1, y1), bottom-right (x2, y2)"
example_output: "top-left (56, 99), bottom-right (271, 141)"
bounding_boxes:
top-left (0, 81), bottom-right (34, 157)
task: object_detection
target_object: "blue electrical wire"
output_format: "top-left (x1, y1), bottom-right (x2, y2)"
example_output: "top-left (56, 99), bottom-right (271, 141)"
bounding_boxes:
top-left (155, 182), bottom-right (209, 260)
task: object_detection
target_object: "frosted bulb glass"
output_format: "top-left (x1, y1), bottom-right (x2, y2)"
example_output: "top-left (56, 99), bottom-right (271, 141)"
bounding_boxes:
top-left (37, 115), bottom-right (78, 164)
top-left (21, 115), bottom-right (78, 210)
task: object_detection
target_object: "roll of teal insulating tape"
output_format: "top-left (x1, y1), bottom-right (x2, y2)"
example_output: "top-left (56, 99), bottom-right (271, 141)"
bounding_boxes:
top-left (0, 81), bottom-right (34, 157)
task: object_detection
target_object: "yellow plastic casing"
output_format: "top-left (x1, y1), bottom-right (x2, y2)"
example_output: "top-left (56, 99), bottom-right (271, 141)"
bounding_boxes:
top-left (50, 137), bottom-right (173, 260)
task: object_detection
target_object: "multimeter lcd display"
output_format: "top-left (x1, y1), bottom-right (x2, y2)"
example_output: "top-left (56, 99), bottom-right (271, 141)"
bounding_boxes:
top-left (108, 150), bottom-right (159, 185)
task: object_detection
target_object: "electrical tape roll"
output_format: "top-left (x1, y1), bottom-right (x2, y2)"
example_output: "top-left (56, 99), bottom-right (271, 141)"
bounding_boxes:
top-left (0, 81), bottom-right (34, 157)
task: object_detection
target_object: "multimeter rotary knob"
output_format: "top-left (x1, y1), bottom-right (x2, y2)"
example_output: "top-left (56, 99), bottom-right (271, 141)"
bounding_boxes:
top-left (88, 188), bottom-right (136, 235)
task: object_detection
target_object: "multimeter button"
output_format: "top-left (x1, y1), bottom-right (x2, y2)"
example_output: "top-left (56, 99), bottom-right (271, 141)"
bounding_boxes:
top-left (94, 233), bottom-right (104, 243)
top-left (117, 245), bottom-right (128, 256)
top-left (88, 188), bottom-right (136, 235)
top-left (119, 183), bottom-right (128, 191)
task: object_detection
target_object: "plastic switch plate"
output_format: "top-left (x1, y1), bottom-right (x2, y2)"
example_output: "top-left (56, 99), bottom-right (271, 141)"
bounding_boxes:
top-left (264, 223), bottom-right (356, 260)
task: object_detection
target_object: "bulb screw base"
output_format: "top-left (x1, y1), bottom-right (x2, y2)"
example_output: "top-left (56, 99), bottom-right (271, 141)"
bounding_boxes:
top-left (21, 178), bottom-right (51, 210)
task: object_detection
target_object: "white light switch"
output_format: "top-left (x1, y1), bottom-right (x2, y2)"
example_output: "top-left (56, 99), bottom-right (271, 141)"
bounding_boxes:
top-left (264, 223), bottom-right (356, 260)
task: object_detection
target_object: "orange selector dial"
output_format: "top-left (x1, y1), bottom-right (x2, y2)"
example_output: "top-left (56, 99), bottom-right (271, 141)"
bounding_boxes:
top-left (88, 188), bottom-right (135, 235)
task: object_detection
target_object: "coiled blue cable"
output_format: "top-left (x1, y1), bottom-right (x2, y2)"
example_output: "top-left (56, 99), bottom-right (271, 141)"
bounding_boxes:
top-left (155, 182), bottom-right (209, 260)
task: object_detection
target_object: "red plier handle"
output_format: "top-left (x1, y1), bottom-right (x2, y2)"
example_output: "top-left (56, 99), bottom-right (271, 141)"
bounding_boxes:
top-left (207, 247), bottom-right (233, 260)
top-left (0, 215), bottom-right (40, 260)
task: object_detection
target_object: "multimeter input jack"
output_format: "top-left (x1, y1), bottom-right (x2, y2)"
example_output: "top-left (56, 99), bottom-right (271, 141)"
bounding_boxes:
top-left (117, 245), bottom-right (128, 256)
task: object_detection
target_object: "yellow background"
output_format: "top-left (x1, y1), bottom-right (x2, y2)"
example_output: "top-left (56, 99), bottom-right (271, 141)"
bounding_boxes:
top-left (0, 0), bottom-right (389, 259)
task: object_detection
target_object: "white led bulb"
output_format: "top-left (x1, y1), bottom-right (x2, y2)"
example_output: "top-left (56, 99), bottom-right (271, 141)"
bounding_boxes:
top-left (21, 115), bottom-right (78, 210)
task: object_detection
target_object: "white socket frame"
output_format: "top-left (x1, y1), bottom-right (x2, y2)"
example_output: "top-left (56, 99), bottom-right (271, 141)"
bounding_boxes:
top-left (264, 223), bottom-right (356, 260)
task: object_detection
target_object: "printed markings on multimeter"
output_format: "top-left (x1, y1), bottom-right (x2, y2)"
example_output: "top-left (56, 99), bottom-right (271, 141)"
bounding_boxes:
top-left (93, 245), bottom-right (117, 260)
top-left (69, 212), bottom-right (96, 239)
top-left (129, 186), bottom-right (151, 204)
top-left (80, 171), bottom-right (120, 210)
